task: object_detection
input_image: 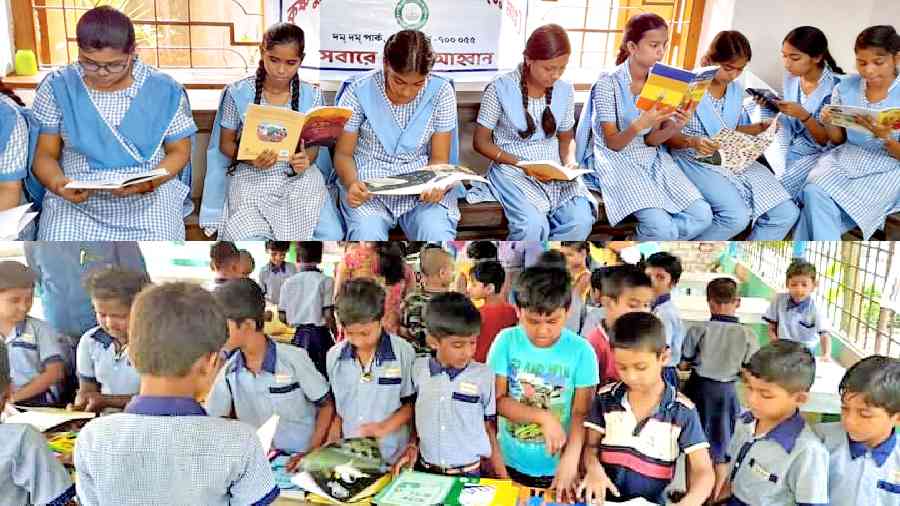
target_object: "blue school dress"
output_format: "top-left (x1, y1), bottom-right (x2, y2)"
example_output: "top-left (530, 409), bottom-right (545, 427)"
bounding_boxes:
top-left (476, 67), bottom-right (596, 240)
top-left (200, 76), bottom-right (342, 240)
top-left (0, 94), bottom-right (39, 239)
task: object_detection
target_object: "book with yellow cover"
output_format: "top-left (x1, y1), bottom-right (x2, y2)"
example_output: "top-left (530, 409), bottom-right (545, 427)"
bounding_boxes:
top-left (237, 105), bottom-right (352, 161)
top-left (823, 105), bottom-right (900, 134)
top-left (636, 63), bottom-right (719, 114)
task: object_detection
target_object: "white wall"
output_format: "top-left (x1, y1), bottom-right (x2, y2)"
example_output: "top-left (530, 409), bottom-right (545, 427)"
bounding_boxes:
top-left (0, 0), bottom-right (14, 74)
top-left (698, 0), bottom-right (900, 88)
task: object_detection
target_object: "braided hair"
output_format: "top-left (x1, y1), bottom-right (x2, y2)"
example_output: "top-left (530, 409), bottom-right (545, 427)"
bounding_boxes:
top-left (518, 24), bottom-right (570, 139)
top-left (0, 79), bottom-right (25, 107)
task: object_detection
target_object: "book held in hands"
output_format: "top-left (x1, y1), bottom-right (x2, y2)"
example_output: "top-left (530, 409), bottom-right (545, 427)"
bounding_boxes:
top-left (517, 161), bottom-right (592, 181)
top-left (237, 104), bottom-right (353, 161)
top-left (823, 105), bottom-right (900, 134)
top-left (363, 164), bottom-right (488, 196)
top-left (695, 114), bottom-right (781, 174)
top-left (636, 63), bottom-right (719, 115)
top-left (63, 168), bottom-right (170, 191)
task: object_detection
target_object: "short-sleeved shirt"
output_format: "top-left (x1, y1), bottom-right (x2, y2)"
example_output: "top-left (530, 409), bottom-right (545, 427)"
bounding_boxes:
top-left (681, 316), bottom-right (759, 383)
top-left (763, 293), bottom-right (831, 350)
top-left (326, 332), bottom-right (416, 463)
top-left (0, 423), bottom-right (75, 506)
top-left (725, 410), bottom-right (829, 506)
top-left (280, 266), bottom-right (335, 326)
top-left (0, 94), bottom-right (28, 187)
top-left (488, 325), bottom-right (599, 477)
top-left (412, 357), bottom-right (496, 468)
top-left (584, 382), bottom-right (710, 503)
top-left (74, 396), bottom-right (279, 506)
top-left (476, 302), bottom-right (519, 363)
top-left (4, 316), bottom-right (66, 403)
top-left (258, 262), bottom-right (298, 306)
top-left (206, 338), bottom-right (330, 453)
top-left (815, 422), bottom-right (900, 506)
top-left (402, 288), bottom-right (446, 355)
top-left (76, 326), bottom-right (140, 396)
top-left (652, 295), bottom-right (685, 367)
top-left (585, 323), bottom-right (619, 386)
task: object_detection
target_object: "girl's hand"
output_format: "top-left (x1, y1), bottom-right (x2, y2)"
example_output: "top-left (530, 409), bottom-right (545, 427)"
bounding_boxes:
top-left (50, 177), bottom-right (91, 204)
top-left (777, 101), bottom-right (809, 119)
top-left (634, 99), bottom-right (675, 131)
top-left (855, 114), bottom-right (893, 140)
top-left (692, 137), bottom-right (720, 157)
top-left (346, 180), bottom-right (372, 208)
top-left (419, 186), bottom-right (448, 204)
top-left (666, 108), bottom-right (691, 131)
top-left (288, 141), bottom-right (311, 174)
top-left (251, 149), bottom-right (278, 169)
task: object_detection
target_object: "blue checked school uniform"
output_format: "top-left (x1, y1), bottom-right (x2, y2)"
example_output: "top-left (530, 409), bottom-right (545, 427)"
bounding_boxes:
top-left (74, 396), bottom-right (279, 506)
top-left (412, 357), bottom-right (496, 470)
top-left (681, 315), bottom-right (760, 463)
top-left (0, 94), bottom-right (40, 239)
top-left (815, 422), bottom-right (900, 506)
top-left (335, 70), bottom-right (460, 240)
top-left (475, 68), bottom-right (597, 240)
top-left (574, 60), bottom-right (712, 240)
top-left (796, 74), bottom-right (900, 240)
top-left (259, 261), bottom-right (298, 306)
top-left (0, 423), bottom-right (75, 506)
top-left (200, 76), bottom-right (343, 240)
top-left (5, 316), bottom-right (66, 406)
top-left (30, 60), bottom-right (197, 240)
top-left (670, 82), bottom-right (797, 240)
top-left (652, 294), bottom-right (685, 387)
top-left (24, 241), bottom-right (147, 339)
top-left (584, 381), bottom-right (710, 504)
top-left (76, 326), bottom-right (140, 396)
top-left (724, 410), bottom-right (829, 506)
top-left (206, 338), bottom-right (331, 453)
top-left (325, 331), bottom-right (416, 463)
top-left (280, 264), bottom-right (335, 377)
top-left (763, 67), bottom-right (842, 198)
top-left (762, 293), bottom-right (831, 351)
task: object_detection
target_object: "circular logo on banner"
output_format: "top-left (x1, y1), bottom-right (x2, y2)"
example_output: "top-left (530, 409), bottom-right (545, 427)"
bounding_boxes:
top-left (394, 0), bottom-right (429, 30)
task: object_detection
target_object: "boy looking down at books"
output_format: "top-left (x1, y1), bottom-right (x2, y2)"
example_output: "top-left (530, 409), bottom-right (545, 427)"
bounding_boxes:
top-left (581, 312), bottom-right (714, 506)
top-left (74, 282), bottom-right (279, 505)
top-left (395, 292), bottom-right (506, 478)
top-left (326, 278), bottom-right (416, 464)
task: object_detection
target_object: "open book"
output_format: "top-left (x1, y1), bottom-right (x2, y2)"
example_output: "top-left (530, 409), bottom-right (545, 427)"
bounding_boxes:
top-left (5, 406), bottom-right (95, 432)
top-left (363, 164), bottom-right (488, 196)
top-left (0, 203), bottom-right (38, 240)
top-left (696, 115), bottom-right (781, 173)
top-left (823, 105), bottom-right (900, 134)
top-left (238, 104), bottom-right (353, 161)
top-left (518, 161), bottom-right (592, 181)
top-left (746, 87), bottom-right (782, 113)
top-left (64, 168), bottom-right (169, 191)
top-left (637, 63), bottom-right (719, 115)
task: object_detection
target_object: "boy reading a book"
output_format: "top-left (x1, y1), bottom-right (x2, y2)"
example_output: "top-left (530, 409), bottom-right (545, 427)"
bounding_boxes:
top-left (326, 278), bottom-right (416, 464)
top-left (73, 283), bottom-right (279, 505)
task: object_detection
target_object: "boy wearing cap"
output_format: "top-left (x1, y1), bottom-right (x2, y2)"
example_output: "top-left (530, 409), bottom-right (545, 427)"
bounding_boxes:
top-left (0, 261), bottom-right (67, 406)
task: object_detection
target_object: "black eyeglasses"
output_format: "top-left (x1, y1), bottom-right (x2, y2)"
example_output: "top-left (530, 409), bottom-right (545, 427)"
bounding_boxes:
top-left (79, 58), bottom-right (131, 74)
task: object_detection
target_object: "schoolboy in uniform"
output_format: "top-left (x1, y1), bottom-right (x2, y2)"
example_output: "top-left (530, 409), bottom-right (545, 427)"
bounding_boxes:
top-left (74, 283), bottom-right (279, 505)
top-left (207, 278), bottom-right (335, 458)
top-left (717, 341), bottom-right (829, 506)
top-left (816, 355), bottom-right (900, 506)
top-left (581, 312), bottom-right (714, 506)
top-left (326, 278), bottom-right (416, 464)
top-left (644, 252), bottom-right (686, 388)
top-left (763, 259), bottom-right (832, 358)
top-left (207, 241), bottom-right (243, 291)
top-left (258, 241), bottom-right (297, 306)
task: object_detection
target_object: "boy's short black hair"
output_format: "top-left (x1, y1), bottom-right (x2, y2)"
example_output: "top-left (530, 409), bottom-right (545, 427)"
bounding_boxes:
top-left (513, 265), bottom-right (572, 313)
top-left (745, 341), bottom-right (816, 393)
top-left (560, 241), bottom-right (589, 252)
top-left (210, 241), bottom-right (239, 270)
top-left (534, 250), bottom-right (567, 271)
top-left (466, 241), bottom-right (497, 261)
top-left (213, 278), bottom-right (266, 331)
top-left (645, 252), bottom-right (683, 284)
top-left (424, 292), bottom-right (481, 339)
top-left (265, 241), bottom-right (291, 253)
top-left (786, 259), bottom-right (817, 283)
top-left (0, 340), bottom-right (9, 394)
top-left (590, 266), bottom-right (621, 292)
top-left (605, 266), bottom-right (652, 299)
top-left (706, 277), bottom-right (739, 304)
top-left (84, 267), bottom-right (151, 308)
top-left (239, 250), bottom-right (255, 272)
top-left (471, 261), bottom-right (505, 294)
top-left (297, 241), bottom-right (323, 264)
top-left (76, 6), bottom-right (136, 53)
top-left (839, 355), bottom-right (900, 415)
top-left (335, 278), bottom-right (386, 326)
top-left (611, 312), bottom-right (667, 354)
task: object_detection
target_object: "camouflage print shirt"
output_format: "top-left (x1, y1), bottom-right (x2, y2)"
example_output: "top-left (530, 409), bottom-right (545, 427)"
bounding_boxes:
top-left (402, 288), bottom-right (447, 356)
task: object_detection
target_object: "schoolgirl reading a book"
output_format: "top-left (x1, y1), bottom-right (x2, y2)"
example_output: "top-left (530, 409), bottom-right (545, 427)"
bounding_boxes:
top-left (334, 30), bottom-right (460, 241)
top-left (30, 6), bottom-right (197, 240)
top-left (795, 25), bottom-right (900, 239)
top-left (472, 24), bottom-right (596, 240)
top-left (0, 80), bottom-right (35, 235)
top-left (763, 26), bottom-right (845, 198)
top-left (574, 13), bottom-right (713, 240)
top-left (666, 31), bottom-right (799, 240)
top-left (201, 23), bottom-right (343, 240)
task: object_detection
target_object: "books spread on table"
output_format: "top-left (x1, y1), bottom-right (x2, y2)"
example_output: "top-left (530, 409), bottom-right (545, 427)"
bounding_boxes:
top-left (518, 161), bottom-right (592, 181)
top-left (0, 203), bottom-right (37, 240)
top-left (5, 406), bottom-right (95, 432)
top-left (237, 105), bottom-right (353, 161)
top-left (636, 63), bottom-right (719, 115)
top-left (64, 168), bottom-right (169, 191)
top-left (290, 437), bottom-right (389, 504)
top-left (695, 114), bottom-right (781, 173)
top-left (746, 87), bottom-right (782, 113)
top-left (363, 164), bottom-right (488, 196)
top-left (823, 105), bottom-right (900, 134)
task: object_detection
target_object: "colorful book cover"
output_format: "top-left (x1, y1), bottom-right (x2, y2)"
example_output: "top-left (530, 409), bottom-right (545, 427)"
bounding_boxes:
top-left (636, 63), bottom-right (719, 114)
top-left (373, 471), bottom-right (460, 505)
top-left (301, 106), bottom-right (353, 147)
top-left (294, 438), bottom-right (389, 503)
top-left (824, 105), bottom-right (900, 134)
top-left (238, 104), bottom-right (304, 161)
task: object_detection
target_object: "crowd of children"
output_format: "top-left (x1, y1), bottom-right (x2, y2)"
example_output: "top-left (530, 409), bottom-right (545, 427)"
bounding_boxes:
top-left (1, 241), bottom-right (899, 505)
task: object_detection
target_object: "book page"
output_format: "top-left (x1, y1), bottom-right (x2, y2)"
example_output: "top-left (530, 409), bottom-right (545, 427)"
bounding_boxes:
top-left (0, 204), bottom-right (36, 240)
top-left (364, 165), bottom-right (488, 195)
top-left (64, 169), bottom-right (169, 190)
top-left (6, 407), bottom-right (95, 432)
top-left (519, 161), bottom-right (592, 181)
top-left (238, 104), bottom-right (305, 161)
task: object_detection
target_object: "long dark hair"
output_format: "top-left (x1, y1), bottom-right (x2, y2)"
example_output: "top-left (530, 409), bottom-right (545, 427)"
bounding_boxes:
top-left (76, 6), bottom-right (136, 53)
top-left (615, 13), bottom-right (668, 65)
top-left (855, 25), bottom-right (900, 55)
top-left (519, 24), bottom-right (570, 139)
top-left (0, 79), bottom-right (24, 107)
top-left (784, 26), bottom-right (845, 75)
top-left (384, 30), bottom-right (436, 75)
top-left (701, 30), bottom-right (753, 66)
